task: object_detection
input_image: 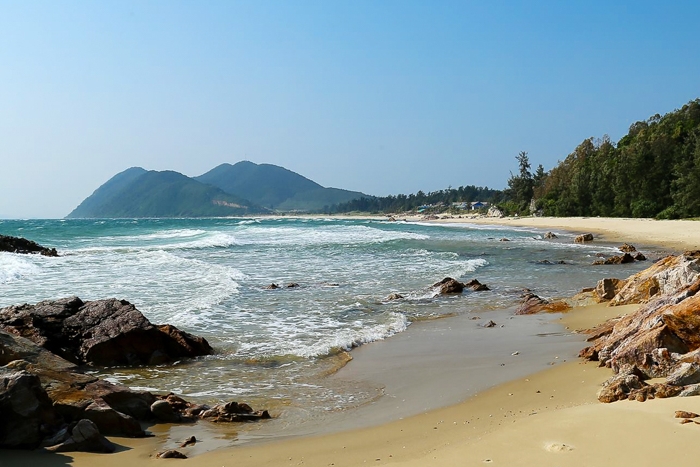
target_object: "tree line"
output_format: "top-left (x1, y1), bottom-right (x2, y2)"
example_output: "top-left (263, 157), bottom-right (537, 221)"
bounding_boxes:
top-left (327, 185), bottom-right (503, 214)
top-left (533, 98), bottom-right (700, 218)
top-left (329, 98), bottom-right (700, 218)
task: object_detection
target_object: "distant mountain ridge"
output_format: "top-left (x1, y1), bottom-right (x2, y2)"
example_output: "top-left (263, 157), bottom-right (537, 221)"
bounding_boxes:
top-left (195, 161), bottom-right (367, 211)
top-left (66, 162), bottom-right (369, 218)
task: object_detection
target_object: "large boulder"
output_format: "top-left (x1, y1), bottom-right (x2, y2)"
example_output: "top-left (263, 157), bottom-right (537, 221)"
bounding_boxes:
top-left (0, 297), bottom-right (213, 366)
top-left (43, 419), bottom-right (115, 453)
top-left (0, 234), bottom-right (58, 256)
top-left (0, 368), bottom-right (62, 449)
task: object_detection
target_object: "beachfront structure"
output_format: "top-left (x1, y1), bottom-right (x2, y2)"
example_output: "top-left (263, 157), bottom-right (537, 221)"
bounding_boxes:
top-left (470, 201), bottom-right (489, 211)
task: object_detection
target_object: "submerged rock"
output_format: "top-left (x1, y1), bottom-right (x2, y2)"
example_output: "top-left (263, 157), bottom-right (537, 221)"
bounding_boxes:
top-left (432, 277), bottom-right (464, 294)
top-left (619, 243), bottom-right (637, 253)
top-left (574, 233), bottom-right (594, 243)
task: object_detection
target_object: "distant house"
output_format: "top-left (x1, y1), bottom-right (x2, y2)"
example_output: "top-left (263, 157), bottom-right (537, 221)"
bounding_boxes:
top-left (470, 201), bottom-right (489, 211)
top-left (452, 202), bottom-right (469, 210)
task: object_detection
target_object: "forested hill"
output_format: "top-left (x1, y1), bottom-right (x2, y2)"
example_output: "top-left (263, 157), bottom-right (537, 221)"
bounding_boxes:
top-left (535, 99), bottom-right (700, 218)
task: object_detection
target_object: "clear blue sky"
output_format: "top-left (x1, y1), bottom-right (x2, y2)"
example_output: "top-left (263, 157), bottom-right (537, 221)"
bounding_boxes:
top-left (1, 0), bottom-right (698, 218)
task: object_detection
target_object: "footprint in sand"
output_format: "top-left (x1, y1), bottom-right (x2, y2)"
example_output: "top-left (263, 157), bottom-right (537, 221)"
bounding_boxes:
top-left (544, 442), bottom-right (574, 452)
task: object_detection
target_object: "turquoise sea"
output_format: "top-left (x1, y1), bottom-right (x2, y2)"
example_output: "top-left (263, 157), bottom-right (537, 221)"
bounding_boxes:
top-left (0, 217), bottom-right (651, 433)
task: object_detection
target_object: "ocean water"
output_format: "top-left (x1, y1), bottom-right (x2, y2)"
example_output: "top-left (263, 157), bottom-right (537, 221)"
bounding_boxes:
top-left (0, 217), bottom-right (650, 428)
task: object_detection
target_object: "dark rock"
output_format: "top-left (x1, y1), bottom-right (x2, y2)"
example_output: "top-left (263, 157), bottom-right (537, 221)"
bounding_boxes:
top-left (432, 277), bottom-right (464, 294)
top-left (499, 238), bottom-right (510, 242)
top-left (78, 399), bottom-right (144, 437)
top-left (597, 366), bottom-right (646, 403)
top-left (200, 401), bottom-right (271, 423)
top-left (483, 320), bottom-right (497, 328)
top-left (0, 368), bottom-right (61, 449)
top-left (0, 297), bottom-right (212, 366)
top-left (179, 436), bottom-right (196, 447)
top-left (386, 293), bottom-right (404, 300)
top-left (635, 252), bottom-right (647, 261)
top-left (151, 400), bottom-right (180, 423)
top-left (593, 253), bottom-right (635, 265)
top-left (544, 232), bottom-right (558, 239)
top-left (157, 450), bottom-right (188, 459)
top-left (675, 410), bottom-right (699, 418)
top-left (285, 283), bottom-right (300, 288)
top-left (264, 283), bottom-right (280, 290)
top-left (44, 419), bottom-right (115, 453)
top-left (574, 233), bottom-right (594, 243)
top-left (0, 234), bottom-right (58, 256)
top-left (619, 243), bottom-right (637, 253)
top-left (464, 279), bottom-right (490, 291)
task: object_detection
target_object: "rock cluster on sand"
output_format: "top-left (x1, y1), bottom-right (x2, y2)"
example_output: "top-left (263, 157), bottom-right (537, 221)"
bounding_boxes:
top-left (0, 298), bottom-right (270, 453)
top-left (579, 251), bottom-right (700, 402)
top-left (0, 234), bottom-right (58, 256)
top-left (515, 291), bottom-right (570, 315)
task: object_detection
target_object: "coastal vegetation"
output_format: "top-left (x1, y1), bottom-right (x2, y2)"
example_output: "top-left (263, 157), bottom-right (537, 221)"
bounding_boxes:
top-left (329, 98), bottom-right (700, 219)
top-left (534, 98), bottom-right (700, 219)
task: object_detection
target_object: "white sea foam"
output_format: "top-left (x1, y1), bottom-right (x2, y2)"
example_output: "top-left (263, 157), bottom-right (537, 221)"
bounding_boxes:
top-left (0, 253), bottom-right (40, 284)
top-left (233, 225), bottom-right (429, 247)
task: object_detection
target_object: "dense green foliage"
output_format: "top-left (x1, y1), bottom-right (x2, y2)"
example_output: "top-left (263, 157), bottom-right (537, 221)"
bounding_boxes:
top-left (67, 170), bottom-right (265, 218)
top-left (196, 161), bottom-right (367, 211)
top-left (535, 99), bottom-right (700, 218)
top-left (329, 185), bottom-right (503, 214)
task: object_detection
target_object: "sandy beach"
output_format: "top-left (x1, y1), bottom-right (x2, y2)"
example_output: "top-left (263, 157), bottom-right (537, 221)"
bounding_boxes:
top-left (5, 216), bottom-right (700, 466)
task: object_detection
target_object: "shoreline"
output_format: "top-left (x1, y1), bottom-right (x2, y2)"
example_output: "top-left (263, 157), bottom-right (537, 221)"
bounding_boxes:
top-left (5, 216), bottom-right (700, 466)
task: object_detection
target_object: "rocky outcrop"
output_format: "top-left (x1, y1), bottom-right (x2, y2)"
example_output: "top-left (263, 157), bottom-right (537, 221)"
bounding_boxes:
top-left (619, 243), bottom-right (637, 253)
top-left (0, 328), bottom-right (270, 451)
top-left (544, 232), bottom-right (558, 239)
top-left (574, 233), bottom-right (594, 243)
top-left (0, 297), bottom-right (212, 366)
top-left (580, 253), bottom-right (700, 402)
top-left (608, 251), bottom-right (700, 306)
top-left (0, 234), bottom-right (58, 256)
top-left (515, 292), bottom-right (570, 315)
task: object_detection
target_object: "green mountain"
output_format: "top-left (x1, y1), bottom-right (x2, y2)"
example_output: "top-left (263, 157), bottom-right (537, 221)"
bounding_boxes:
top-left (195, 161), bottom-right (368, 211)
top-left (67, 169), bottom-right (266, 218)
